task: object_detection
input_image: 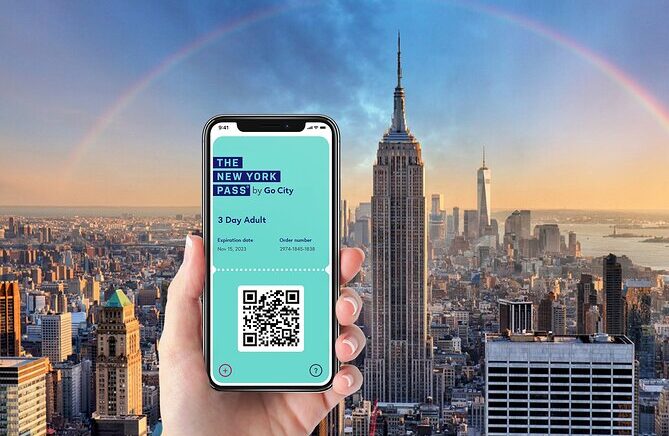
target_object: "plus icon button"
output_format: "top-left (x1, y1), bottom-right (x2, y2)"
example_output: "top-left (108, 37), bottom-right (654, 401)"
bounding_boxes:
top-left (218, 363), bottom-right (233, 378)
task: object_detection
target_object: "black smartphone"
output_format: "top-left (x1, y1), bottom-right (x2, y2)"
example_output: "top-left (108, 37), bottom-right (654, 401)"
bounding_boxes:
top-left (202, 115), bottom-right (340, 391)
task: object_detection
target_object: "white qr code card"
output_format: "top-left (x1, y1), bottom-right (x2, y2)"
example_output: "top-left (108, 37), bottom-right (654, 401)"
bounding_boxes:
top-left (238, 285), bottom-right (304, 352)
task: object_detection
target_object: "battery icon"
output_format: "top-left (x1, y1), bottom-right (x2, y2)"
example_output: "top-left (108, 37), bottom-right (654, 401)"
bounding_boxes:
top-left (319, 126), bottom-right (326, 129)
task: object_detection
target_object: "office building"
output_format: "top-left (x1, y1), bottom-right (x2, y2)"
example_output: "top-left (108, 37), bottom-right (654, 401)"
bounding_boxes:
top-left (656, 387), bottom-right (669, 435)
top-left (551, 302), bottom-right (567, 335)
top-left (534, 224), bottom-right (561, 255)
top-left (53, 361), bottom-right (81, 419)
top-left (86, 278), bottom-right (101, 304)
top-left (604, 253), bottom-right (624, 335)
top-left (485, 333), bottom-right (635, 435)
top-left (452, 206), bottom-right (460, 237)
top-left (428, 194), bottom-right (446, 243)
top-left (537, 291), bottom-right (557, 332)
top-left (0, 357), bottom-right (49, 436)
top-left (353, 216), bottom-right (371, 247)
top-left (463, 209), bottom-right (479, 240)
top-left (477, 148), bottom-right (491, 236)
top-left (498, 299), bottom-right (533, 334)
top-left (585, 305), bottom-right (602, 335)
top-left (576, 274), bottom-right (598, 334)
top-left (365, 34), bottom-right (433, 403)
top-left (91, 414), bottom-right (147, 436)
top-left (355, 202), bottom-right (371, 221)
top-left (625, 279), bottom-right (654, 378)
top-left (568, 231), bottom-right (578, 257)
top-left (42, 312), bottom-right (72, 364)
top-left (504, 210), bottom-right (531, 240)
top-left (96, 289), bottom-right (142, 415)
top-left (0, 281), bottom-right (21, 356)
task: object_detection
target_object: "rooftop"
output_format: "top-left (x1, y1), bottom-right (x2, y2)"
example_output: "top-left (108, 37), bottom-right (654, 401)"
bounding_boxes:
top-left (0, 357), bottom-right (45, 368)
top-left (106, 289), bottom-right (132, 308)
top-left (486, 332), bottom-right (633, 345)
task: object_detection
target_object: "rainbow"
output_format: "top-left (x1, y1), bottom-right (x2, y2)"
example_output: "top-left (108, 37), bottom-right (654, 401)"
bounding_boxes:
top-left (63, 1), bottom-right (311, 177)
top-left (66, 0), bottom-right (669, 177)
top-left (446, 0), bottom-right (669, 135)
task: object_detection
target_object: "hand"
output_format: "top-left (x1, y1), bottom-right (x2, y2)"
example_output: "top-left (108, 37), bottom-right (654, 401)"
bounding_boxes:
top-left (159, 235), bottom-right (366, 436)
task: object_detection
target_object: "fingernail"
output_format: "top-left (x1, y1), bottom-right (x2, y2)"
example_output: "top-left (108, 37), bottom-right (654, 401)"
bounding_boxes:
top-left (343, 337), bottom-right (358, 355)
top-left (342, 374), bottom-right (354, 388)
top-left (343, 296), bottom-right (358, 316)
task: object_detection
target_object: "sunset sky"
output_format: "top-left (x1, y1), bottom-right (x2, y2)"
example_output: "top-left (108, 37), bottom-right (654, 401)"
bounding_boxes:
top-left (1, 1), bottom-right (668, 211)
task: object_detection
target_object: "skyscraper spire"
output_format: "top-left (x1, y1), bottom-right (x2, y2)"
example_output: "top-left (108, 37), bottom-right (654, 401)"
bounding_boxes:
top-left (482, 146), bottom-right (486, 168)
top-left (390, 31), bottom-right (408, 133)
top-left (397, 31), bottom-right (402, 88)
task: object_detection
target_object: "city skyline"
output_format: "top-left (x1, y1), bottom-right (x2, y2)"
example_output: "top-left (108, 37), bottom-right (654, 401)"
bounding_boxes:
top-left (2, 2), bottom-right (669, 209)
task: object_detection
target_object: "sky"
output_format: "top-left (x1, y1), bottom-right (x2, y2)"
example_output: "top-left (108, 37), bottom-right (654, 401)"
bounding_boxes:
top-left (1, 0), bottom-right (668, 211)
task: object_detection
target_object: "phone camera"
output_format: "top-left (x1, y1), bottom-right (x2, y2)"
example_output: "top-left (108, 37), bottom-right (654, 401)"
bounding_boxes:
top-left (284, 124), bottom-right (290, 129)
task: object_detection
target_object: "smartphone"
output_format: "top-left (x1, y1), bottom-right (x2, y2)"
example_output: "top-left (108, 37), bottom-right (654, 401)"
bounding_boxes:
top-left (202, 115), bottom-right (339, 391)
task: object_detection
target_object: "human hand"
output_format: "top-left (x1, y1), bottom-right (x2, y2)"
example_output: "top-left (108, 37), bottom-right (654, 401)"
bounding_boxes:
top-left (159, 235), bottom-right (365, 435)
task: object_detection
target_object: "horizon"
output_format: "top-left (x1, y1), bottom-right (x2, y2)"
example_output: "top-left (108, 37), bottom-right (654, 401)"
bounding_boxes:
top-left (2, 1), bottom-right (668, 210)
top-left (2, 205), bottom-right (669, 213)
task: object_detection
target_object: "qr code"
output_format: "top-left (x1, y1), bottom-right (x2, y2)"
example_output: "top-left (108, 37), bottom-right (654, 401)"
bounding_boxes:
top-left (238, 285), bottom-right (304, 352)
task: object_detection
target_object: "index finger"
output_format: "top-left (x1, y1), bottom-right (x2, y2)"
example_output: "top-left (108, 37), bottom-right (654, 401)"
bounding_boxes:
top-left (339, 247), bottom-right (365, 285)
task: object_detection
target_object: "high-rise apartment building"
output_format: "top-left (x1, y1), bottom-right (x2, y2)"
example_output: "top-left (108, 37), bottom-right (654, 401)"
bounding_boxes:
top-left (365, 34), bottom-right (433, 403)
top-left (96, 289), bottom-right (142, 415)
top-left (604, 253), bottom-right (624, 335)
top-left (0, 357), bottom-right (49, 435)
top-left (0, 281), bottom-right (21, 356)
top-left (485, 333), bottom-right (635, 435)
top-left (42, 312), bottom-right (72, 364)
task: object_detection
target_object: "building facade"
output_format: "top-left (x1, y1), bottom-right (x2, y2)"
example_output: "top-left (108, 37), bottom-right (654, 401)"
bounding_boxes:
top-left (604, 253), bottom-right (624, 335)
top-left (0, 281), bottom-right (21, 357)
top-left (42, 312), bottom-right (72, 364)
top-left (576, 273), bottom-right (598, 334)
top-left (485, 333), bottom-right (635, 435)
top-left (0, 357), bottom-right (49, 436)
top-left (498, 299), bottom-right (533, 334)
top-left (365, 34), bottom-right (433, 403)
top-left (96, 289), bottom-right (142, 415)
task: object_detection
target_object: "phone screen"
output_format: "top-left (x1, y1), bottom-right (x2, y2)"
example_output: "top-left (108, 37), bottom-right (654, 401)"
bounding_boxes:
top-left (205, 118), bottom-right (336, 388)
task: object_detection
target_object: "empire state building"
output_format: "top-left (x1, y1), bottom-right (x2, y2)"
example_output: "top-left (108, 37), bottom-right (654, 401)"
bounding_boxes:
top-left (364, 34), bottom-right (433, 403)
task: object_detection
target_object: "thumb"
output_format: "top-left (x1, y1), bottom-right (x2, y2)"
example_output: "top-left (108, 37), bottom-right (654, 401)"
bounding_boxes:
top-left (160, 234), bottom-right (205, 358)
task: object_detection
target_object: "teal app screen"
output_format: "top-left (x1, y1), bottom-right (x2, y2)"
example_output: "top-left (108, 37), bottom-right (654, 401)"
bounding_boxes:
top-left (209, 134), bottom-right (332, 386)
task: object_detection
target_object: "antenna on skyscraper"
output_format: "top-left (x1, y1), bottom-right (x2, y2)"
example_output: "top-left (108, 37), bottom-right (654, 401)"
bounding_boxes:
top-left (482, 145), bottom-right (486, 168)
top-left (397, 30), bottom-right (402, 88)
